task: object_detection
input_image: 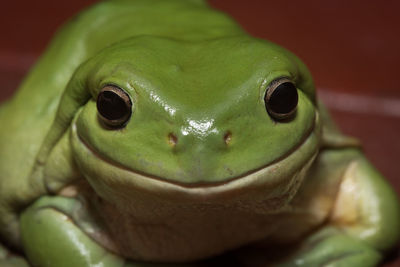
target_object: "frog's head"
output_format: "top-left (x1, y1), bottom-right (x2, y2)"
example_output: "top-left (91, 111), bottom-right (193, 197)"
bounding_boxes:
top-left (66, 35), bottom-right (321, 212)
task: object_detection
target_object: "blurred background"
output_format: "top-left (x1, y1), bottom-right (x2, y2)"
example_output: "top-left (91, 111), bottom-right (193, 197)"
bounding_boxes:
top-left (0, 0), bottom-right (399, 265)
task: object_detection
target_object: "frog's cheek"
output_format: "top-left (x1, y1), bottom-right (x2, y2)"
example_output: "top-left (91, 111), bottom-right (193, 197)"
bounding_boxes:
top-left (69, 111), bottom-right (321, 212)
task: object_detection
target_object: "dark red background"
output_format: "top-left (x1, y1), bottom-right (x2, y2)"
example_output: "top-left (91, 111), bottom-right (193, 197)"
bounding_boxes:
top-left (0, 0), bottom-right (399, 265)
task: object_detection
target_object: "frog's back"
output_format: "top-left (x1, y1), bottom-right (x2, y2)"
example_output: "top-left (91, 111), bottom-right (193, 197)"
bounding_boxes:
top-left (0, 0), bottom-right (243, 244)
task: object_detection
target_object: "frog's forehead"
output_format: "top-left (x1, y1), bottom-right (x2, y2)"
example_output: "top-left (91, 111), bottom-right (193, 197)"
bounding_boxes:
top-left (89, 35), bottom-right (312, 115)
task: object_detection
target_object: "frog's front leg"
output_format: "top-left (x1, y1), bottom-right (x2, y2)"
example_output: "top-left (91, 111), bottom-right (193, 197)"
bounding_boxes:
top-left (277, 156), bottom-right (400, 267)
top-left (20, 195), bottom-right (205, 267)
top-left (20, 196), bottom-right (126, 267)
top-left (276, 227), bottom-right (382, 267)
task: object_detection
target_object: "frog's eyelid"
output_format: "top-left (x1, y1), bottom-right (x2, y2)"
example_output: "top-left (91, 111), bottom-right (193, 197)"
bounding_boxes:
top-left (101, 83), bottom-right (125, 93)
top-left (95, 83), bottom-right (133, 98)
top-left (267, 76), bottom-right (293, 88)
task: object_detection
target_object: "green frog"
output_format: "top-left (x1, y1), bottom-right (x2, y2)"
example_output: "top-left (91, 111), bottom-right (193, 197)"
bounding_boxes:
top-left (0, 0), bottom-right (399, 266)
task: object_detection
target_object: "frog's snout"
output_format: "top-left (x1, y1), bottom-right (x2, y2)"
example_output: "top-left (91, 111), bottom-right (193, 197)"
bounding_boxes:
top-left (163, 128), bottom-right (233, 182)
top-left (166, 130), bottom-right (232, 149)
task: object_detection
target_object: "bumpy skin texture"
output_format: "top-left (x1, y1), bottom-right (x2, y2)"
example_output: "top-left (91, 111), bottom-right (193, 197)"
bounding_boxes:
top-left (0, 0), bottom-right (399, 266)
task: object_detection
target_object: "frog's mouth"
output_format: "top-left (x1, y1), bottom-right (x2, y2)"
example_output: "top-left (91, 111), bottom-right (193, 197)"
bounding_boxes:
top-left (70, 111), bottom-right (320, 204)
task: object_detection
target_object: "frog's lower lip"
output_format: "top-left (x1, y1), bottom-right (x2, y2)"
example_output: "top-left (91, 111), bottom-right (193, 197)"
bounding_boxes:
top-left (72, 112), bottom-right (320, 199)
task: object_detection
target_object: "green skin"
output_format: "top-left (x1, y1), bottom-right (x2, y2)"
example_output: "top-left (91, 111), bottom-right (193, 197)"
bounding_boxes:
top-left (0, 0), bottom-right (399, 266)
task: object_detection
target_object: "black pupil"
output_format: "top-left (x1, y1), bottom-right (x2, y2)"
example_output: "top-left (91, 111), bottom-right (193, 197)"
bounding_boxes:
top-left (268, 82), bottom-right (298, 114)
top-left (97, 90), bottom-right (129, 121)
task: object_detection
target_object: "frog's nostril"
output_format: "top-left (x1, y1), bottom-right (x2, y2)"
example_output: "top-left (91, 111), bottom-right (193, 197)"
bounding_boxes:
top-left (224, 131), bottom-right (232, 145)
top-left (168, 133), bottom-right (178, 147)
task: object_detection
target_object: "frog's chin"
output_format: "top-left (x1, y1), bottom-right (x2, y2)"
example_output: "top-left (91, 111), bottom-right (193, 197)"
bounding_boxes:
top-left (70, 112), bottom-right (321, 209)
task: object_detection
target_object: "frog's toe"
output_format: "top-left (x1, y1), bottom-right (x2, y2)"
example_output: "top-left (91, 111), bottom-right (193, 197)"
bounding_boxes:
top-left (0, 243), bottom-right (29, 267)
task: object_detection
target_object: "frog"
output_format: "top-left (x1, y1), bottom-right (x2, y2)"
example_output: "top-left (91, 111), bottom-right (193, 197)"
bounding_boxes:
top-left (0, 0), bottom-right (399, 266)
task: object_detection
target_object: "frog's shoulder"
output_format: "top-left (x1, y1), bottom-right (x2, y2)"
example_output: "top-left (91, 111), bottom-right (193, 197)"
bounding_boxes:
top-left (283, 104), bottom-right (364, 239)
top-left (317, 100), bottom-right (361, 149)
top-left (292, 99), bottom-right (364, 213)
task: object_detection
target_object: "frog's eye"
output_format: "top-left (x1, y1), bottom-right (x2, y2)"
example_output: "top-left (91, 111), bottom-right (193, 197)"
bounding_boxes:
top-left (96, 85), bottom-right (132, 128)
top-left (264, 78), bottom-right (298, 120)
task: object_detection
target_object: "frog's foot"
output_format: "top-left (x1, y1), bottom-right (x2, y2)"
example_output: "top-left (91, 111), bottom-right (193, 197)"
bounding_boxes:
top-left (0, 242), bottom-right (29, 267)
top-left (275, 227), bottom-right (381, 267)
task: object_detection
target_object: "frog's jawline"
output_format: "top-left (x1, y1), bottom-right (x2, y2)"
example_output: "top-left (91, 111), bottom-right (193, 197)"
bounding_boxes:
top-left (74, 112), bottom-right (317, 189)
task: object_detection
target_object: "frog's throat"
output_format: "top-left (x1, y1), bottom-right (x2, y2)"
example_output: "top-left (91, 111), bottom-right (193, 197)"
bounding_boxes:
top-left (70, 112), bottom-right (321, 201)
